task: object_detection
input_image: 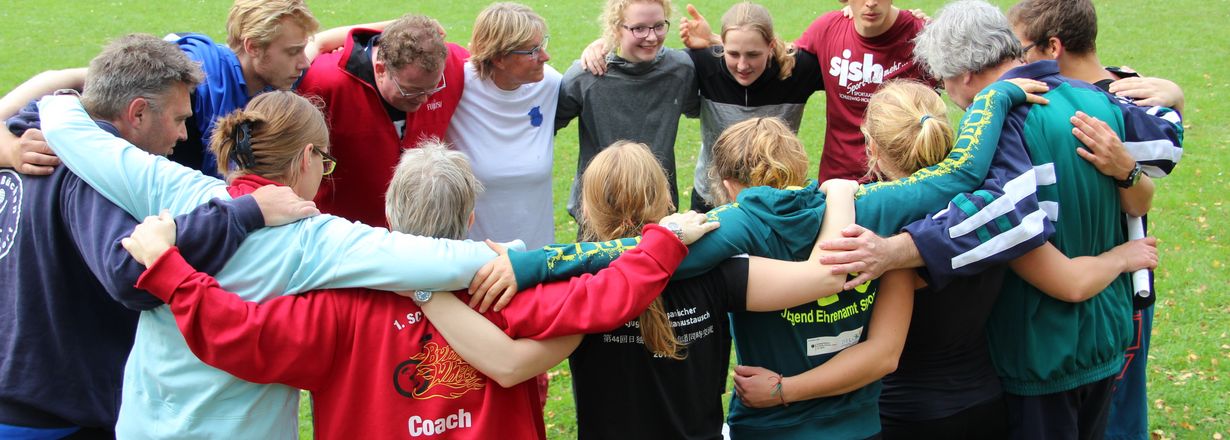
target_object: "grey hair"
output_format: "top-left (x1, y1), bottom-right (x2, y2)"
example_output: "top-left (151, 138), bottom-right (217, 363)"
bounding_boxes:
top-left (912, 0), bottom-right (1023, 79)
top-left (81, 34), bottom-right (204, 120)
top-left (384, 138), bottom-right (484, 240)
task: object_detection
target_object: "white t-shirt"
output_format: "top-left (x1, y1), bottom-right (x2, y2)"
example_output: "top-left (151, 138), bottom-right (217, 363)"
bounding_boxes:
top-left (448, 62), bottom-right (562, 249)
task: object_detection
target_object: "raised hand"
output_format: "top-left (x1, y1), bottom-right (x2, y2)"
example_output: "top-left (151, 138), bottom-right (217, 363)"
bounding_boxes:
top-left (468, 240), bottom-right (518, 312)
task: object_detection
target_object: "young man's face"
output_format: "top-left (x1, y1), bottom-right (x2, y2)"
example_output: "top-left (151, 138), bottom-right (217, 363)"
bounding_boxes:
top-left (251, 18), bottom-right (311, 91)
top-left (1012, 24), bottom-right (1053, 64)
top-left (847, 0), bottom-right (894, 31)
top-left (131, 82), bottom-right (193, 156)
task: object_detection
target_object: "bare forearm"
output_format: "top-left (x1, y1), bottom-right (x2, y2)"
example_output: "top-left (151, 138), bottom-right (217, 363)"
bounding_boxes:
top-left (885, 233), bottom-right (923, 270)
top-left (1, 68), bottom-right (86, 118)
top-left (1119, 175), bottom-right (1154, 217)
top-left (1010, 244), bottom-right (1124, 303)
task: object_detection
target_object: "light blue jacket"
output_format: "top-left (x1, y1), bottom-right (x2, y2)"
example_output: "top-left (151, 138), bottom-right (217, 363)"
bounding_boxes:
top-left (38, 96), bottom-right (524, 439)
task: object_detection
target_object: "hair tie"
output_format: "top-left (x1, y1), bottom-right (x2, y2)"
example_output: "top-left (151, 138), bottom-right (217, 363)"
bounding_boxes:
top-left (919, 115), bottom-right (933, 125)
top-left (233, 120), bottom-right (257, 169)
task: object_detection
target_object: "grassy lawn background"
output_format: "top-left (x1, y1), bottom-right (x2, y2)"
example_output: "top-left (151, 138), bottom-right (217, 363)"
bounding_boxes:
top-left (1, 0), bottom-right (1225, 438)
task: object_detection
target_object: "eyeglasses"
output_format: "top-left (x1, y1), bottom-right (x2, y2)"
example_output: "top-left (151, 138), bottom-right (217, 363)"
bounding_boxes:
top-left (1019, 42), bottom-right (1037, 60)
top-left (314, 146), bottom-right (337, 176)
top-left (391, 71), bottom-right (447, 99)
top-left (508, 36), bottom-right (550, 61)
top-left (622, 20), bottom-right (670, 39)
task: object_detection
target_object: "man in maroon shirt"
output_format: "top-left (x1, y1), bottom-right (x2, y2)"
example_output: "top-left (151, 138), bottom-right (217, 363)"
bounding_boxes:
top-left (794, 0), bottom-right (936, 181)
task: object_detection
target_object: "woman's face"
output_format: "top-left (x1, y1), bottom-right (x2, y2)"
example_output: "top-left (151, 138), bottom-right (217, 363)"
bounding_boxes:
top-left (292, 144), bottom-right (328, 200)
top-left (618, 2), bottom-right (668, 63)
top-left (722, 28), bottom-right (772, 86)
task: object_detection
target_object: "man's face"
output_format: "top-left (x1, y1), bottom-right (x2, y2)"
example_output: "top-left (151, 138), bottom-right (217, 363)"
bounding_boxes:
top-left (375, 61), bottom-right (446, 113)
top-left (251, 19), bottom-right (310, 91)
top-left (131, 83), bottom-right (192, 155)
top-left (1012, 24), bottom-right (1051, 64)
top-left (847, 0), bottom-right (894, 32)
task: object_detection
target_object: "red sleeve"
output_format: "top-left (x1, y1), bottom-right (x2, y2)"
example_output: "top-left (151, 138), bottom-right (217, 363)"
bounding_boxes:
top-left (135, 248), bottom-right (352, 391)
top-left (497, 224), bottom-right (688, 339)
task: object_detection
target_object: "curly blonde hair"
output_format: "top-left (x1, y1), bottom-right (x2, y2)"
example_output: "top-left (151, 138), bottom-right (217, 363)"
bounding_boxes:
top-left (707, 117), bottom-right (809, 205)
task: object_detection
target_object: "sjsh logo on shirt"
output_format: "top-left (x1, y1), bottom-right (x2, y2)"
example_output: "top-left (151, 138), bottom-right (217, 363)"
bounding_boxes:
top-left (829, 49), bottom-right (885, 87)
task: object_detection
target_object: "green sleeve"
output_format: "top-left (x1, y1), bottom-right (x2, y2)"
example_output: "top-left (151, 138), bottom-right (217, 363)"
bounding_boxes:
top-left (854, 80), bottom-right (1027, 236)
top-left (509, 204), bottom-right (761, 290)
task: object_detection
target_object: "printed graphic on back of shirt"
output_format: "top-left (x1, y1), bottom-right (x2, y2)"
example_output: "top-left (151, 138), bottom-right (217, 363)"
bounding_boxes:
top-left (0, 170), bottom-right (21, 260)
top-left (394, 337), bottom-right (486, 400)
top-left (779, 276), bottom-right (877, 355)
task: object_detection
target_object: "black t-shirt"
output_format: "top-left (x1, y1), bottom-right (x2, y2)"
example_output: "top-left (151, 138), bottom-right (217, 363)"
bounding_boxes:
top-left (569, 258), bottom-right (749, 440)
top-left (879, 268), bottom-right (1006, 422)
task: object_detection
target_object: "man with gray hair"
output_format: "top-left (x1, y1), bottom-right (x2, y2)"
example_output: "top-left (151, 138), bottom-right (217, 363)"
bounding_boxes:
top-left (0, 34), bottom-right (291, 438)
top-left (816, 0), bottom-right (1183, 438)
top-left (298, 14), bottom-right (467, 228)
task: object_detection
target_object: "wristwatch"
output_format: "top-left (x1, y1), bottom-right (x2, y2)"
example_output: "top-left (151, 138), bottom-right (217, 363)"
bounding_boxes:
top-left (412, 290), bottom-right (433, 304)
top-left (665, 222), bottom-right (685, 242)
top-left (1116, 163), bottom-right (1142, 188)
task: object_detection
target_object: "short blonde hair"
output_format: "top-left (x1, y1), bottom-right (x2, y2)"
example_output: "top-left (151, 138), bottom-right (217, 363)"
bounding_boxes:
top-left (210, 91), bottom-right (329, 184)
top-left (470, 3), bottom-right (547, 80)
top-left (707, 117), bottom-right (809, 205)
top-left (720, 2), bottom-right (796, 80)
top-left (600, 0), bottom-right (673, 55)
top-left (581, 141), bottom-right (682, 360)
top-left (384, 140), bottom-right (482, 239)
top-left (226, 0), bottom-right (319, 53)
top-left (862, 80), bottom-right (954, 180)
top-left (379, 14), bottom-right (448, 73)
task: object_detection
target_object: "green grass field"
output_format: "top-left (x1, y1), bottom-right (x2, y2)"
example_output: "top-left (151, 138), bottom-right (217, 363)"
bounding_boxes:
top-left (2, 0), bottom-right (1225, 438)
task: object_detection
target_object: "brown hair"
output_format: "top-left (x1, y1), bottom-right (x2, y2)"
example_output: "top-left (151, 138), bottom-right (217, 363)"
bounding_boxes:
top-left (600, 0), bottom-right (673, 55)
top-left (378, 14), bottom-right (449, 73)
top-left (226, 0), bottom-right (319, 53)
top-left (707, 117), bottom-right (809, 205)
top-left (82, 34), bottom-right (204, 120)
top-left (1007, 0), bottom-right (1098, 55)
top-left (209, 91), bottom-right (329, 183)
top-left (581, 141), bottom-right (683, 360)
top-left (470, 3), bottom-right (547, 80)
top-left (720, 2), bottom-right (796, 80)
top-left (862, 80), bottom-right (954, 180)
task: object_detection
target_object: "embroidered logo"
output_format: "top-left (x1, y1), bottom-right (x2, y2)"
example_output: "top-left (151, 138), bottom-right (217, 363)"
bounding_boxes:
top-left (528, 106), bottom-right (543, 127)
top-left (0, 170), bottom-right (22, 261)
top-left (394, 341), bottom-right (485, 400)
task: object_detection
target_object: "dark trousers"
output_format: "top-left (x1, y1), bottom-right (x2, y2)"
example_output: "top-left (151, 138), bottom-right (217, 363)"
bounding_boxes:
top-left (1005, 376), bottom-right (1116, 440)
top-left (882, 396), bottom-right (1008, 440)
top-left (689, 187), bottom-right (716, 214)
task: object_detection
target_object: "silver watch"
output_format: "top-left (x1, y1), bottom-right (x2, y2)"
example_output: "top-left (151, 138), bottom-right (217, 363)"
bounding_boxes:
top-left (412, 290), bottom-right (433, 304)
top-left (665, 222), bottom-right (685, 242)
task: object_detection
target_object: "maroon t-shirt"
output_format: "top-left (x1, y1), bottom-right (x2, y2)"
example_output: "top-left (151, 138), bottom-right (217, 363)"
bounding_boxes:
top-left (796, 11), bottom-right (935, 181)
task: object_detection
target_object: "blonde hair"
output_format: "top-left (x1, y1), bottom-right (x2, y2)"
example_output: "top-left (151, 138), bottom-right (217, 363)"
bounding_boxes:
top-left (862, 80), bottom-right (955, 180)
top-left (720, 2), bottom-right (796, 80)
top-left (209, 91), bottom-right (329, 184)
top-left (379, 14), bottom-right (448, 73)
top-left (581, 141), bottom-right (683, 360)
top-left (226, 0), bottom-right (319, 54)
top-left (384, 139), bottom-right (483, 239)
top-left (470, 3), bottom-right (547, 80)
top-left (600, 0), bottom-right (673, 56)
top-left (707, 117), bottom-right (809, 205)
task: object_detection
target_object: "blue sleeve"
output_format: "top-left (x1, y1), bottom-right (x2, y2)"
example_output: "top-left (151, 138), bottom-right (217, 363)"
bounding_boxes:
top-left (1111, 96), bottom-right (1184, 177)
top-left (6, 99), bottom-right (41, 136)
top-left (60, 175), bottom-right (264, 311)
top-left (902, 112), bottom-right (1055, 289)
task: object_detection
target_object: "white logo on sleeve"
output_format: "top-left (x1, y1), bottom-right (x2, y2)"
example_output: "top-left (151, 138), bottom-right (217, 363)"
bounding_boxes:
top-left (829, 49), bottom-right (885, 87)
top-left (408, 409), bottom-right (472, 437)
top-left (0, 170), bottom-right (22, 261)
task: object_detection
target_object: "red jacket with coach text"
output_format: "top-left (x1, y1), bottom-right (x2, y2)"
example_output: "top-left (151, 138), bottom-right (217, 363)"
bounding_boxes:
top-left (297, 28), bottom-right (467, 227)
top-left (134, 225), bottom-right (688, 440)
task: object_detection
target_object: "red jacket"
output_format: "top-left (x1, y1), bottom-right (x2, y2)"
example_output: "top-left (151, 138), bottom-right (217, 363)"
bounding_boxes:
top-left (297, 28), bottom-right (467, 227)
top-left (135, 225), bottom-right (687, 440)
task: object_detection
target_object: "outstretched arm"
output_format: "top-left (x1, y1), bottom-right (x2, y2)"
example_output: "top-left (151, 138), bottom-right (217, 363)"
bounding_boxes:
top-left (415, 292), bottom-right (580, 388)
top-left (307, 20), bottom-right (395, 59)
top-left (744, 180), bottom-right (857, 311)
top-left (733, 269), bottom-right (913, 406)
top-left (1, 69), bottom-right (85, 173)
top-left (1010, 238), bottom-right (1158, 303)
top-left (124, 215), bottom-right (347, 391)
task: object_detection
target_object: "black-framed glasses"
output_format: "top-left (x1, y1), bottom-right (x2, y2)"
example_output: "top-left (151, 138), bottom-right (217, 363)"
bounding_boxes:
top-left (622, 20), bottom-right (670, 39)
top-left (313, 146), bottom-right (337, 176)
top-left (508, 36), bottom-right (550, 61)
top-left (1019, 42), bottom-right (1037, 60)
top-left (391, 72), bottom-right (447, 99)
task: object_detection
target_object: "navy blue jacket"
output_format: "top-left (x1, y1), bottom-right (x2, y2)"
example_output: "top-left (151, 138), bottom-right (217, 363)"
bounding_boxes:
top-left (0, 120), bottom-right (265, 429)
